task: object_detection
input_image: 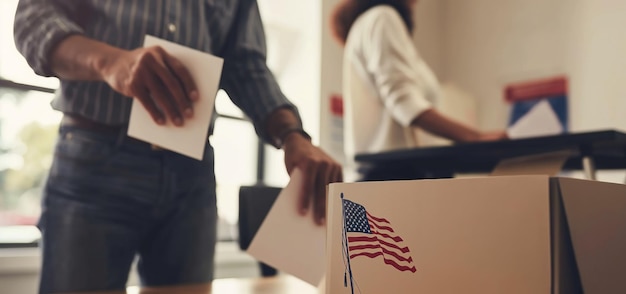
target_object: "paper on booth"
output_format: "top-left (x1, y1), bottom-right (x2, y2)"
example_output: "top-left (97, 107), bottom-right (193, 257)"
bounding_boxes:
top-left (247, 169), bottom-right (326, 286)
top-left (507, 100), bottom-right (563, 140)
top-left (490, 150), bottom-right (572, 176)
top-left (128, 35), bottom-right (224, 160)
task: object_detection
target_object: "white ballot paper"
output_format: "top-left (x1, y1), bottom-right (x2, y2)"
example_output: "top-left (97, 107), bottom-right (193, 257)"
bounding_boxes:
top-left (507, 100), bottom-right (563, 140)
top-left (128, 35), bottom-right (224, 160)
top-left (247, 169), bottom-right (326, 286)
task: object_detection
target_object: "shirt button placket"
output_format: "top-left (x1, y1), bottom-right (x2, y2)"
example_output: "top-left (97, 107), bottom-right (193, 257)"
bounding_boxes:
top-left (166, 0), bottom-right (177, 36)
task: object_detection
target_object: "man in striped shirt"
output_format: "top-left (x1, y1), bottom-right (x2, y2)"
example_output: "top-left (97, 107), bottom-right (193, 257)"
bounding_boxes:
top-left (14, 1), bottom-right (342, 293)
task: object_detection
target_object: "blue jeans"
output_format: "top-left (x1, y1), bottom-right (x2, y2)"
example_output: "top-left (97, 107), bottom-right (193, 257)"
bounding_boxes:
top-left (38, 126), bottom-right (218, 294)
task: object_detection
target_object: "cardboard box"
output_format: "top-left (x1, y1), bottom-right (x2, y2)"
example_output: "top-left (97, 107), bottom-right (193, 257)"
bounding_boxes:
top-left (326, 176), bottom-right (626, 294)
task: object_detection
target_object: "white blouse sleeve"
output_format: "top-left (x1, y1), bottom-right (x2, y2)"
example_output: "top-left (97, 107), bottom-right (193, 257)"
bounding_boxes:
top-left (361, 7), bottom-right (434, 127)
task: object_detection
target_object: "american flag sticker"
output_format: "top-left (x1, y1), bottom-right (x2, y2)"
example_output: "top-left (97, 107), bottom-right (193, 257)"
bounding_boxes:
top-left (341, 193), bottom-right (416, 293)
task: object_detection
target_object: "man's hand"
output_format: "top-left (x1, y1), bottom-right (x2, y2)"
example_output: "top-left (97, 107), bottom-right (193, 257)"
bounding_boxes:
top-left (100, 46), bottom-right (198, 126)
top-left (50, 35), bottom-right (197, 126)
top-left (282, 133), bottom-right (343, 226)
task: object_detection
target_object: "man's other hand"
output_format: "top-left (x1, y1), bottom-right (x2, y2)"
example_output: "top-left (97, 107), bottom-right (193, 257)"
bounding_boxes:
top-left (282, 133), bottom-right (343, 226)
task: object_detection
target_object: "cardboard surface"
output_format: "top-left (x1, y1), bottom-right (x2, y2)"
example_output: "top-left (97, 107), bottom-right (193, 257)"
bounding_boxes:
top-left (558, 178), bottom-right (626, 294)
top-left (326, 176), bottom-right (552, 294)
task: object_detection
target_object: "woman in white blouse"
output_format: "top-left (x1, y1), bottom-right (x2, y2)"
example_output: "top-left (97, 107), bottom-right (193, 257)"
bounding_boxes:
top-left (331, 0), bottom-right (506, 180)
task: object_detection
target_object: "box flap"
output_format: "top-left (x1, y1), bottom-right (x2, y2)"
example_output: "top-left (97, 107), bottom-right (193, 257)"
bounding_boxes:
top-left (550, 178), bottom-right (583, 294)
top-left (558, 178), bottom-right (626, 294)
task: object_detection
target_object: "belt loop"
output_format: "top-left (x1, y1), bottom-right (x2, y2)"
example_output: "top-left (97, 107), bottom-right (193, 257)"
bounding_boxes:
top-left (115, 126), bottom-right (128, 149)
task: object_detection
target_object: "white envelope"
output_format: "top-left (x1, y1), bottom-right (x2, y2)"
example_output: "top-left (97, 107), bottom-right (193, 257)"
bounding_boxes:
top-left (247, 169), bottom-right (326, 286)
top-left (128, 35), bottom-right (224, 160)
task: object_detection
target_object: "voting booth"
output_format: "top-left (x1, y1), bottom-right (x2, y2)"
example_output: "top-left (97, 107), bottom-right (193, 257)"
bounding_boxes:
top-left (326, 176), bottom-right (626, 294)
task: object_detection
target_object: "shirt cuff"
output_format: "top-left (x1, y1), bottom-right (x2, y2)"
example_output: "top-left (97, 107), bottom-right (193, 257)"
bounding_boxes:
top-left (30, 18), bottom-right (84, 77)
top-left (387, 89), bottom-right (433, 127)
top-left (258, 103), bottom-right (303, 149)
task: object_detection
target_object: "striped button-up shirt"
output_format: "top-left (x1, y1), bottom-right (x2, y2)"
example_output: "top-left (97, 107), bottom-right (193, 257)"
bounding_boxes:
top-left (13, 0), bottom-right (297, 143)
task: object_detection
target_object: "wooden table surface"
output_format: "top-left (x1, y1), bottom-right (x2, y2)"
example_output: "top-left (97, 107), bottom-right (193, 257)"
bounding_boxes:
top-left (124, 275), bottom-right (320, 294)
top-left (59, 275), bottom-right (319, 294)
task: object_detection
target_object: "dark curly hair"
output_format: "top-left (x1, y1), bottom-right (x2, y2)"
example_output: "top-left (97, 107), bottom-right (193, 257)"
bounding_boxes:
top-left (331, 0), bottom-right (414, 45)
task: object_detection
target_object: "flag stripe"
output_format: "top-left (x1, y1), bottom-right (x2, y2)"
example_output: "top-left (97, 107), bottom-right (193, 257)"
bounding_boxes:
top-left (366, 211), bottom-right (390, 224)
top-left (367, 216), bottom-right (395, 233)
top-left (373, 230), bottom-right (404, 243)
top-left (383, 259), bottom-right (417, 273)
top-left (349, 244), bottom-right (379, 251)
top-left (348, 236), bottom-right (410, 253)
top-left (349, 243), bottom-right (414, 263)
top-left (374, 237), bottom-right (410, 253)
top-left (349, 252), bottom-right (417, 273)
top-left (367, 215), bottom-right (395, 233)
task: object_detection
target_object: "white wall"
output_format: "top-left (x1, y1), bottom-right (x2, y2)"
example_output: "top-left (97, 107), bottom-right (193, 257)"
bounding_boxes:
top-left (443, 0), bottom-right (579, 130)
top-left (442, 0), bottom-right (626, 133)
top-left (569, 0), bottom-right (626, 132)
top-left (320, 0), bottom-right (346, 163)
top-left (258, 0), bottom-right (321, 140)
top-left (258, 0), bottom-right (322, 186)
top-left (413, 0), bottom-right (445, 79)
top-left (436, 0), bottom-right (626, 182)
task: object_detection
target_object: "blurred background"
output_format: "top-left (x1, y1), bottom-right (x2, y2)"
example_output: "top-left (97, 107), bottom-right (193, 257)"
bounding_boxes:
top-left (1, 0), bottom-right (625, 292)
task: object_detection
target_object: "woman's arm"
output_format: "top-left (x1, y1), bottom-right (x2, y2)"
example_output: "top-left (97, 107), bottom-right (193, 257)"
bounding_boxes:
top-left (411, 108), bottom-right (507, 142)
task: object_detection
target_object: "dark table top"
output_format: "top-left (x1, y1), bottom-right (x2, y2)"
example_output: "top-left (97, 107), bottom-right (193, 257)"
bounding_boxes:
top-left (355, 130), bottom-right (626, 174)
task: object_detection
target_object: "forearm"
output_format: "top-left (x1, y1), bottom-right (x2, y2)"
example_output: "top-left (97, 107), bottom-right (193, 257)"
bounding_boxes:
top-left (271, 106), bottom-right (342, 225)
top-left (411, 108), bottom-right (480, 143)
top-left (50, 35), bottom-right (123, 81)
top-left (265, 107), bottom-right (310, 148)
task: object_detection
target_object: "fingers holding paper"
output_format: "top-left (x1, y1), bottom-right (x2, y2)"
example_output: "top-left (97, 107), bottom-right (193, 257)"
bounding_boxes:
top-left (283, 133), bottom-right (343, 225)
top-left (100, 45), bottom-right (198, 126)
